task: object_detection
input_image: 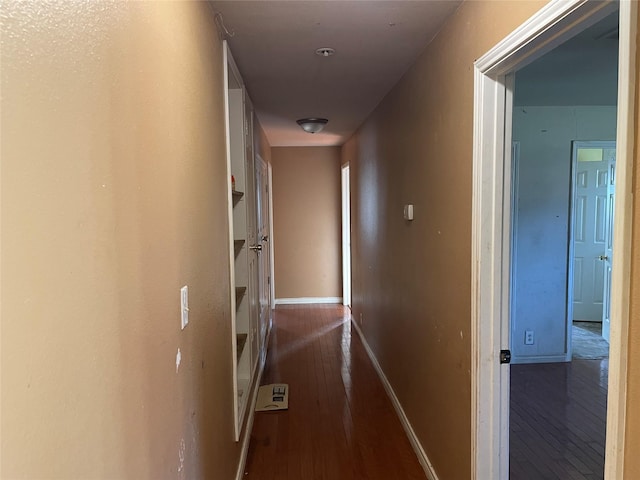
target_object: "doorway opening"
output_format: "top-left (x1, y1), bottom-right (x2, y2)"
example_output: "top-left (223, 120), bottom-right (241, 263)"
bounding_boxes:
top-left (570, 141), bottom-right (616, 348)
top-left (341, 164), bottom-right (351, 307)
top-left (509, 12), bottom-right (618, 365)
top-left (508, 15), bottom-right (618, 471)
top-left (471, 1), bottom-right (636, 479)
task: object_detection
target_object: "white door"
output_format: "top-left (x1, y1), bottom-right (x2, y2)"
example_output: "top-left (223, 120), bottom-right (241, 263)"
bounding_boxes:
top-left (244, 96), bottom-right (260, 374)
top-left (341, 165), bottom-right (351, 307)
top-left (602, 150), bottom-right (615, 341)
top-left (255, 154), bottom-right (271, 361)
top-left (571, 142), bottom-right (615, 323)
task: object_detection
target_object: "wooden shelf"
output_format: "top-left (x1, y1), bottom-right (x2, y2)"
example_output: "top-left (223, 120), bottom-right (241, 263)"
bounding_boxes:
top-left (236, 333), bottom-right (248, 363)
top-left (234, 240), bottom-right (245, 257)
top-left (235, 286), bottom-right (247, 307)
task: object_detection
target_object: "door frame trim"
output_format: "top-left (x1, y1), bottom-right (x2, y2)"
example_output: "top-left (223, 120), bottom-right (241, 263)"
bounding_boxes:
top-left (471, 1), bottom-right (635, 478)
top-left (604, 2), bottom-right (636, 476)
top-left (341, 163), bottom-right (352, 307)
top-left (268, 162), bottom-right (276, 309)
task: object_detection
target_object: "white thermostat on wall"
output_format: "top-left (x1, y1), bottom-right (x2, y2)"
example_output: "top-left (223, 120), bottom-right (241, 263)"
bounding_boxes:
top-left (403, 204), bottom-right (414, 221)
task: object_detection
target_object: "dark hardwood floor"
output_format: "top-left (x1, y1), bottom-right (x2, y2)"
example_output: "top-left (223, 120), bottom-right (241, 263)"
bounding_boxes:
top-left (244, 305), bottom-right (426, 480)
top-left (510, 359), bottom-right (608, 480)
top-left (243, 305), bottom-right (607, 479)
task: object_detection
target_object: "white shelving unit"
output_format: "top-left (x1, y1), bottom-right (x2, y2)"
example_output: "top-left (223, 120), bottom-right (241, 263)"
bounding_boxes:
top-left (224, 42), bottom-right (260, 441)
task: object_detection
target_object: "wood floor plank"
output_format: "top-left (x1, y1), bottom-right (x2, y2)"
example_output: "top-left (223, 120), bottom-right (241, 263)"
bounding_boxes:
top-left (510, 359), bottom-right (608, 480)
top-left (244, 305), bottom-right (426, 480)
top-left (245, 306), bottom-right (608, 479)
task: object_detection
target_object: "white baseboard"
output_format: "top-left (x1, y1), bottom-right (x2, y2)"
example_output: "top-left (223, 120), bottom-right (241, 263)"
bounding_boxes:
top-left (351, 319), bottom-right (440, 480)
top-left (274, 296), bottom-right (342, 305)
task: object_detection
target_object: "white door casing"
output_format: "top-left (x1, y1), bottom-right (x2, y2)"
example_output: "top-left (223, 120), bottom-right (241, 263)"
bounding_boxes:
top-left (268, 163), bottom-right (276, 309)
top-left (472, 1), bottom-right (634, 479)
top-left (341, 164), bottom-right (352, 307)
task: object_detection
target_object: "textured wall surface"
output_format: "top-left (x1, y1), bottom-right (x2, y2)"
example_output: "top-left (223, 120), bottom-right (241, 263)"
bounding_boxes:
top-left (1, 2), bottom-right (244, 478)
top-left (511, 106), bottom-right (617, 362)
top-left (342, 2), bottom-right (548, 478)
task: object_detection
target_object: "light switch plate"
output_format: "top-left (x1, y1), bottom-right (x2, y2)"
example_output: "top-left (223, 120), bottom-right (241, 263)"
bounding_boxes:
top-left (404, 204), bottom-right (414, 221)
top-left (181, 286), bottom-right (189, 330)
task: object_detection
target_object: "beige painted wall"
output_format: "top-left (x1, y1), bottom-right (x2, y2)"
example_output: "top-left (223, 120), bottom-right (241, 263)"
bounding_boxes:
top-left (271, 147), bottom-right (342, 299)
top-left (342, 2), bottom-right (549, 478)
top-left (1, 2), bottom-right (248, 478)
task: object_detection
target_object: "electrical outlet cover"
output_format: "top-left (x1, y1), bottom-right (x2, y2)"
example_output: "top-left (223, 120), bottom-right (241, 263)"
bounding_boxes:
top-left (524, 330), bottom-right (534, 345)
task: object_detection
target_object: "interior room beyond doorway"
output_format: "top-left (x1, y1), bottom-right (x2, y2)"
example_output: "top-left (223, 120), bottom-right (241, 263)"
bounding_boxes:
top-left (509, 10), bottom-right (618, 480)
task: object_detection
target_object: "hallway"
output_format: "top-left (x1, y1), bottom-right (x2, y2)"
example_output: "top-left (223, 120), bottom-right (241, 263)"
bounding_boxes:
top-left (244, 305), bottom-right (426, 479)
top-left (4, 2), bottom-right (640, 478)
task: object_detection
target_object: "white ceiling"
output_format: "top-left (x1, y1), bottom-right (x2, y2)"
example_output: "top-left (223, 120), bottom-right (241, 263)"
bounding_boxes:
top-left (210, 1), bottom-right (462, 147)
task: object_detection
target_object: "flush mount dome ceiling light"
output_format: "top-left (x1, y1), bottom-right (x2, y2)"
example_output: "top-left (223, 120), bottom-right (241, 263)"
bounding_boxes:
top-left (296, 118), bottom-right (328, 134)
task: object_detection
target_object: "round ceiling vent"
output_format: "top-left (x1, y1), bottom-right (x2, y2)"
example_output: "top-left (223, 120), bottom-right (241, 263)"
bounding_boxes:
top-left (315, 47), bottom-right (336, 57)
